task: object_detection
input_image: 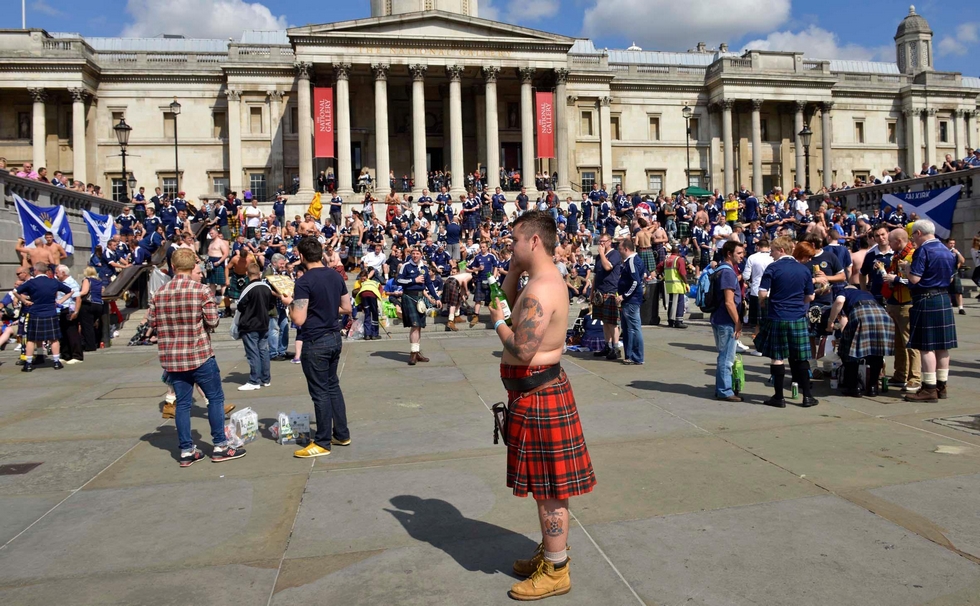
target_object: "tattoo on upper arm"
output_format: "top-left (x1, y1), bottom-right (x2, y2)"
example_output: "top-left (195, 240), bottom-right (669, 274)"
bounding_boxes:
top-left (501, 294), bottom-right (546, 360)
top-left (292, 299), bottom-right (308, 310)
top-left (543, 509), bottom-right (564, 537)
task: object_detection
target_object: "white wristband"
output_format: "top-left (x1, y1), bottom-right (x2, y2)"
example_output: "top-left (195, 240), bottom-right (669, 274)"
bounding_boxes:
top-left (494, 319), bottom-right (506, 331)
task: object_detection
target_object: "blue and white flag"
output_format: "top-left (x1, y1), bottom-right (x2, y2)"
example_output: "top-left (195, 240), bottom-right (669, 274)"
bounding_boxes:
top-left (881, 185), bottom-right (961, 239)
top-left (13, 193), bottom-right (74, 255)
top-left (81, 209), bottom-right (117, 250)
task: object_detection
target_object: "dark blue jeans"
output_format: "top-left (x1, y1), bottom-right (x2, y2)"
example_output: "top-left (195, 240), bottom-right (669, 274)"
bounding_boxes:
top-left (268, 311), bottom-right (289, 358)
top-left (300, 331), bottom-right (349, 449)
top-left (242, 330), bottom-right (271, 385)
top-left (169, 357), bottom-right (227, 451)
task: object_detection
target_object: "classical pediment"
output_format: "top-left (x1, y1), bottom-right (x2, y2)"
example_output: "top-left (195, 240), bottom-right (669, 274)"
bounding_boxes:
top-left (289, 10), bottom-right (576, 47)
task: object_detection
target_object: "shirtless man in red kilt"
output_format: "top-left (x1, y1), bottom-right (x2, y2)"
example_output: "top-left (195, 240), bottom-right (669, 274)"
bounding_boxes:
top-left (489, 211), bottom-right (597, 601)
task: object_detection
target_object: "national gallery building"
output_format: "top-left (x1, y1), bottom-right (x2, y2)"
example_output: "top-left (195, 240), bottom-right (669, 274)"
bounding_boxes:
top-left (0, 1), bottom-right (977, 205)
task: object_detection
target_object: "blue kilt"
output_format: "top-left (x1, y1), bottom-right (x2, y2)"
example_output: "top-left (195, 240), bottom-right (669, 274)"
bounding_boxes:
top-left (473, 279), bottom-right (492, 304)
top-left (839, 301), bottom-right (895, 360)
top-left (401, 293), bottom-right (427, 328)
top-left (25, 314), bottom-right (61, 342)
top-left (464, 214), bottom-right (480, 231)
top-left (909, 291), bottom-right (958, 351)
top-left (754, 317), bottom-right (810, 361)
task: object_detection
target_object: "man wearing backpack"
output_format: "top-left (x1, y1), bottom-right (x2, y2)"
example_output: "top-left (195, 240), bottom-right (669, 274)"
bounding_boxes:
top-left (710, 241), bottom-right (745, 402)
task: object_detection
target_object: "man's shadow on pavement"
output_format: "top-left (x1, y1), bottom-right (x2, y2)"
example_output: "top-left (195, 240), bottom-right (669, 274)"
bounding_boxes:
top-left (384, 495), bottom-right (537, 578)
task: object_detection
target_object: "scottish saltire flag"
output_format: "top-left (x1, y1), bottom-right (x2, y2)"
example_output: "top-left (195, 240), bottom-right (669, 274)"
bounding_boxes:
top-left (13, 193), bottom-right (74, 255)
top-left (881, 185), bottom-right (961, 239)
top-left (82, 209), bottom-right (117, 250)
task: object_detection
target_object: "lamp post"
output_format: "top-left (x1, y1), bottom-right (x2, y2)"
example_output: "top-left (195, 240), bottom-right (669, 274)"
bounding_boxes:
top-left (798, 124), bottom-right (813, 194)
top-left (682, 104), bottom-right (693, 189)
top-left (169, 97), bottom-right (181, 194)
top-left (113, 117), bottom-right (132, 201)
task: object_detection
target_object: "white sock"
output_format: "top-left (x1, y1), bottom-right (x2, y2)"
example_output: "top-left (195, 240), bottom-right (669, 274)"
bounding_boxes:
top-left (922, 371), bottom-right (937, 386)
top-left (544, 549), bottom-right (567, 565)
top-left (937, 369), bottom-right (949, 382)
top-left (410, 343), bottom-right (420, 353)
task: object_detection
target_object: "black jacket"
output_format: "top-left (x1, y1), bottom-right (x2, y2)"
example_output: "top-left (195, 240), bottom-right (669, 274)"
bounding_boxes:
top-left (237, 281), bottom-right (276, 333)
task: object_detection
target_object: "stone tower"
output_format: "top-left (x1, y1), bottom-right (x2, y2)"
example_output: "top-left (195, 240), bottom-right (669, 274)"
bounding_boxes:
top-left (370, 0), bottom-right (479, 17)
top-left (895, 5), bottom-right (933, 75)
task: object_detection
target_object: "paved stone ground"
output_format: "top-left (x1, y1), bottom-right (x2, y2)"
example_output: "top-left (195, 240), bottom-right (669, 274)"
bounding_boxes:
top-left (2, 300), bottom-right (980, 606)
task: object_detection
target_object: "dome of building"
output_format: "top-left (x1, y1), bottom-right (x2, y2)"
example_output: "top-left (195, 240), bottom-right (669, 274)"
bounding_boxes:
top-left (627, 42), bottom-right (642, 52)
top-left (895, 5), bottom-right (932, 38)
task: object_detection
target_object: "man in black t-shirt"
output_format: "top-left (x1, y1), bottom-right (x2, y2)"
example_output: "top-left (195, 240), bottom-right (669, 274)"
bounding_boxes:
top-left (281, 237), bottom-right (352, 459)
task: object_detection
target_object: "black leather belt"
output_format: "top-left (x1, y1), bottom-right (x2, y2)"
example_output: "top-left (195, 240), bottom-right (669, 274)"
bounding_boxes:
top-left (501, 364), bottom-right (562, 393)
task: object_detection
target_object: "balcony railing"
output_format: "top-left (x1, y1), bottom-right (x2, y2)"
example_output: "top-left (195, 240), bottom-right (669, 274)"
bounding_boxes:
top-left (828, 166), bottom-right (980, 214)
top-left (1, 171), bottom-right (123, 220)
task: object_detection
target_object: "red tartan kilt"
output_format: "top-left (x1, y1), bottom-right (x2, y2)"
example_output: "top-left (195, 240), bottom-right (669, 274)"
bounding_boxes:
top-left (502, 365), bottom-right (597, 500)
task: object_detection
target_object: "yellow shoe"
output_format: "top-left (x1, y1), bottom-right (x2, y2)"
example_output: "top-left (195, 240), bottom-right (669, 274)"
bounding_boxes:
top-left (509, 558), bottom-right (571, 601)
top-left (331, 437), bottom-right (352, 446)
top-left (514, 543), bottom-right (571, 578)
top-left (293, 443), bottom-right (331, 458)
top-left (162, 402), bottom-right (175, 419)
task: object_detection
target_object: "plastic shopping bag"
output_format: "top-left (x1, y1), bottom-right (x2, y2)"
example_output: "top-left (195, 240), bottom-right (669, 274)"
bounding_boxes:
top-left (224, 422), bottom-right (245, 448)
top-left (230, 407), bottom-right (259, 444)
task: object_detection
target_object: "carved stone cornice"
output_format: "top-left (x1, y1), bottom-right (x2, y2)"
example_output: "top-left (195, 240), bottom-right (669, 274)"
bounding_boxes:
top-left (333, 62), bottom-right (352, 81)
top-left (519, 67), bottom-right (535, 84)
top-left (598, 96), bottom-right (612, 108)
top-left (68, 87), bottom-right (89, 103)
top-left (482, 65), bottom-right (500, 83)
top-left (268, 90), bottom-right (284, 102)
top-left (225, 89), bottom-right (242, 102)
top-left (925, 107), bottom-right (936, 116)
top-left (951, 108), bottom-right (963, 118)
top-left (27, 87), bottom-right (46, 103)
top-left (371, 63), bottom-right (390, 81)
top-left (410, 64), bottom-right (427, 81)
top-left (750, 98), bottom-right (764, 111)
top-left (446, 65), bottom-right (464, 82)
top-left (554, 68), bottom-right (569, 85)
top-left (294, 61), bottom-right (313, 80)
top-left (567, 95), bottom-right (578, 106)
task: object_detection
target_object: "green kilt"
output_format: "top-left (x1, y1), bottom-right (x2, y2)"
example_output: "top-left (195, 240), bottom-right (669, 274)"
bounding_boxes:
top-left (226, 273), bottom-right (249, 300)
top-left (754, 317), bottom-right (810, 361)
top-left (401, 293), bottom-right (427, 328)
top-left (639, 249), bottom-right (657, 276)
top-left (839, 301), bottom-right (895, 360)
top-left (909, 291), bottom-right (958, 351)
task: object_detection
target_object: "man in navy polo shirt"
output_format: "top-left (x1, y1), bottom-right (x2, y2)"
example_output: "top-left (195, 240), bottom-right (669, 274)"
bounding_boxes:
top-left (273, 195), bottom-right (286, 227)
top-left (116, 206), bottom-right (137, 237)
top-left (444, 215), bottom-right (463, 262)
top-left (469, 241), bottom-right (498, 327)
top-left (580, 192), bottom-right (593, 233)
top-left (710, 241), bottom-right (745, 401)
top-left (491, 187), bottom-right (507, 223)
top-left (616, 238), bottom-right (646, 365)
top-left (516, 186), bottom-right (530, 217)
top-left (860, 225), bottom-right (893, 303)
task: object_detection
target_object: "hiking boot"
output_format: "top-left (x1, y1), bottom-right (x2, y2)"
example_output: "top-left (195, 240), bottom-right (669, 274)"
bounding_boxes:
top-left (179, 448), bottom-right (205, 468)
top-left (446, 320), bottom-right (458, 332)
top-left (509, 558), bottom-right (572, 601)
top-left (408, 352), bottom-right (418, 366)
top-left (514, 544), bottom-right (572, 578)
top-left (416, 351), bottom-right (430, 363)
top-left (937, 382), bottom-right (947, 399)
top-left (905, 385), bottom-right (938, 403)
top-left (211, 444), bottom-right (246, 463)
top-left (469, 315), bottom-right (480, 328)
top-left (162, 402), bottom-right (176, 419)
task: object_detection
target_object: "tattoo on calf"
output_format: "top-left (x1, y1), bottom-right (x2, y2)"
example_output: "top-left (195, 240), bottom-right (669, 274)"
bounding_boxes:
top-left (543, 509), bottom-right (564, 537)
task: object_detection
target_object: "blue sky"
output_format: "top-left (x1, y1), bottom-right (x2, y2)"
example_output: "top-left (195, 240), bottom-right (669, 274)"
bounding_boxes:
top-left (6, 0), bottom-right (978, 76)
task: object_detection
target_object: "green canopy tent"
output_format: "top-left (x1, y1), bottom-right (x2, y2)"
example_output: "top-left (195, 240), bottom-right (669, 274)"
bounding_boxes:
top-left (671, 186), bottom-right (713, 197)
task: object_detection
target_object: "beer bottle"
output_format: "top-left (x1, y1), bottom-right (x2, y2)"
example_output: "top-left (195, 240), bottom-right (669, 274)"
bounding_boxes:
top-left (487, 275), bottom-right (512, 325)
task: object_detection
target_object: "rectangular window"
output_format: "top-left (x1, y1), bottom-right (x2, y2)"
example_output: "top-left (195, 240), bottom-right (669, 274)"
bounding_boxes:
top-left (610, 116), bottom-right (620, 141)
top-left (110, 111), bottom-right (124, 138)
top-left (760, 119), bottom-right (769, 142)
top-left (887, 121), bottom-right (897, 144)
top-left (212, 176), bottom-right (230, 196)
top-left (249, 173), bottom-right (267, 202)
top-left (649, 116), bottom-right (660, 141)
top-left (289, 106), bottom-right (299, 135)
top-left (580, 170), bottom-right (596, 191)
top-left (854, 121), bottom-right (865, 144)
top-left (853, 171), bottom-right (870, 183)
top-left (647, 172), bottom-right (663, 192)
top-left (612, 172), bottom-right (624, 188)
top-left (688, 174), bottom-right (701, 188)
top-left (18, 111), bottom-right (31, 139)
top-left (163, 113), bottom-right (176, 138)
top-left (111, 178), bottom-right (125, 202)
top-left (939, 120), bottom-right (949, 143)
top-left (250, 107), bottom-right (263, 134)
top-left (59, 110), bottom-right (71, 139)
top-left (162, 177), bottom-right (177, 199)
top-left (688, 117), bottom-right (700, 141)
top-left (580, 111), bottom-right (593, 137)
top-left (213, 111), bottom-right (227, 138)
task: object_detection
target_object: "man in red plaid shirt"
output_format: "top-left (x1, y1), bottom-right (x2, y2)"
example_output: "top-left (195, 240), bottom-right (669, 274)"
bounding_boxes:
top-left (147, 248), bottom-right (246, 467)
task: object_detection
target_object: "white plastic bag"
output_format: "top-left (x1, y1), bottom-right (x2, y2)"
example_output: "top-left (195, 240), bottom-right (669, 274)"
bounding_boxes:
top-left (230, 407), bottom-right (259, 444)
top-left (224, 422), bottom-right (245, 448)
top-left (349, 317), bottom-right (365, 340)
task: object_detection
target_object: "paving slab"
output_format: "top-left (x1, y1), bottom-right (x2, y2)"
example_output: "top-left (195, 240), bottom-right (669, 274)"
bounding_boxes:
top-left (0, 492), bottom-right (70, 545)
top-left (0, 438), bottom-right (137, 496)
top-left (588, 495), bottom-right (980, 606)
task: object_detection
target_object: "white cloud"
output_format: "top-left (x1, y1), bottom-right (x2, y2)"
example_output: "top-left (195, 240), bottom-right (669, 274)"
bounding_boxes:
top-left (32, 0), bottom-right (64, 17)
top-left (938, 22), bottom-right (978, 56)
top-left (120, 0), bottom-right (288, 39)
top-left (581, 0), bottom-right (791, 51)
top-left (481, 0), bottom-right (557, 23)
top-left (480, 0), bottom-right (502, 21)
top-left (743, 25), bottom-right (891, 61)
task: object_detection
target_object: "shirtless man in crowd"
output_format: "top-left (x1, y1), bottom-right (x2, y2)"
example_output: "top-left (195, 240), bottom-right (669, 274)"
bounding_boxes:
top-left (298, 213), bottom-right (319, 237)
top-left (206, 228), bottom-right (230, 300)
top-left (16, 233), bottom-right (67, 272)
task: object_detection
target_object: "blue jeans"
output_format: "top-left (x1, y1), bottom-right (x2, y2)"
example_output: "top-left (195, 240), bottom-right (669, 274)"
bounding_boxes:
top-left (242, 330), bottom-right (271, 386)
top-left (268, 311), bottom-right (289, 358)
top-left (169, 357), bottom-right (227, 451)
top-left (620, 302), bottom-right (644, 363)
top-left (300, 331), bottom-right (349, 449)
top-left (712, 323), bottom-right (737, 397)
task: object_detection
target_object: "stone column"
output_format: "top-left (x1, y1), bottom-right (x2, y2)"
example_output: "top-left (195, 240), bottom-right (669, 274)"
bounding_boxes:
top-left (334, 63), bottom-right (354, 197)
top-left (28, 88), bottom-right (46, 170)
top-left (722, 99), bottom-right (735, 194)
top-left (372, 63), bottom-right (390, 194)
top-left (483, 66), bottom-right (501, 190)
top-left (447, 65), bottom-right (466, 197)
top-left (294, 62), bottom-right (314, 198)
top-left (970, 110), bottom-right (980, 150)
top-left (410, 64), bottom-right (428, 195)
top-left (952, 109), bottom-right (964, 160)
top-left (924, 108), bottom-right (937, 170)
top-left (599, 96), bottom-right (613, 188)
top-left (821, 101), bottom-right (834, 188)
top-left (794, 100), bottom-right (805, 189)
top-left (750, 99), bottom-right (763, 195)
top-left (708, 104), bottom-right (722, 191)
top-left (268, 90), bottom-right (284, 193)
top-left (904, 108), bottom-right (920, 174)
top-left (555, 68), bottom-right (570, 194)
top-left (226, 89), bottom-right (243, 192)
top-left (69, 88), bottom-right (87, 184)
top-left (519, 68), bottom-right (536, 194)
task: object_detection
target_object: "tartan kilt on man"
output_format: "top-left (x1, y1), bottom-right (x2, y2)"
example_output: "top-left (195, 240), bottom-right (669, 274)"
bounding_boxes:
top-left (638, 249), bottom-right (657, 277)
top-left (205, 261), bottom-right (226, 286)
top-left (754, 317), bottom-right (810, 361)
top-left (226, 273), bottom-right (248, 300)
top-left (441, 277), bottom-right (466, 309)
top-left (593, 293), bottom-right (620, 326)
top-left (25, 314), bottom-right (61, 342)
top-left (501, 364), bottom-right (596, 500)
top-left (839, 302), bottom-right (895, 360)
top-left (909, 291), bottom-right (958, 351)
top-left (473, 278), bottom-right (492, 304)
top-left (401, 292), bottom-right (427, 328)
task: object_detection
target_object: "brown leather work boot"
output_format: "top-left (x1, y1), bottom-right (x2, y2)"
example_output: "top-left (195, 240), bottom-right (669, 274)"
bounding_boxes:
top-left (408, 352), bottom-right (418, 366)
top-left (416, 351), bottom-right (430, 363)
top-left (904, 384), bottom-right (938, 403)
top-left (223, 403), bottom-right (236, 416)
top-left (509, 558), bottom-right (571, 601)
top-left (469, 315), bottom-right (479, 327)
top-left (446, 320), bottom-right (458, 332)
top-left (513, 544), bottom-right (572, 578)
top-left (162, 402), bottom-right (175, 419)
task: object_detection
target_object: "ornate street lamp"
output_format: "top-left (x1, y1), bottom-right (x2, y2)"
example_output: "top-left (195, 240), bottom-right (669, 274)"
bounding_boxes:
top-left (114, 118), bottom-right (133, 201)
top-left (682, 104), bottom-right (694, 189)
top-left (170, 97), bottom-right (181, 194)
top-left (799, 124), bottom-right (813, 194)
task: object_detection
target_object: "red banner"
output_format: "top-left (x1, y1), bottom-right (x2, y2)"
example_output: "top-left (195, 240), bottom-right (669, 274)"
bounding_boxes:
top-left (314, 87), bottom-right (334, 158)
top-left (535, 91), bottom-right (555, 159)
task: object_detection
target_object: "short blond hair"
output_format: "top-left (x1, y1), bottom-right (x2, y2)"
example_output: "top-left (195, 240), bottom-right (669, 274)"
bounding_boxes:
top-left (83, 266), bottom-right (98, 278)
top-left (770, 236), bottom-right (795, 255)
top-left (171, 248), bottom-right (198, 272)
